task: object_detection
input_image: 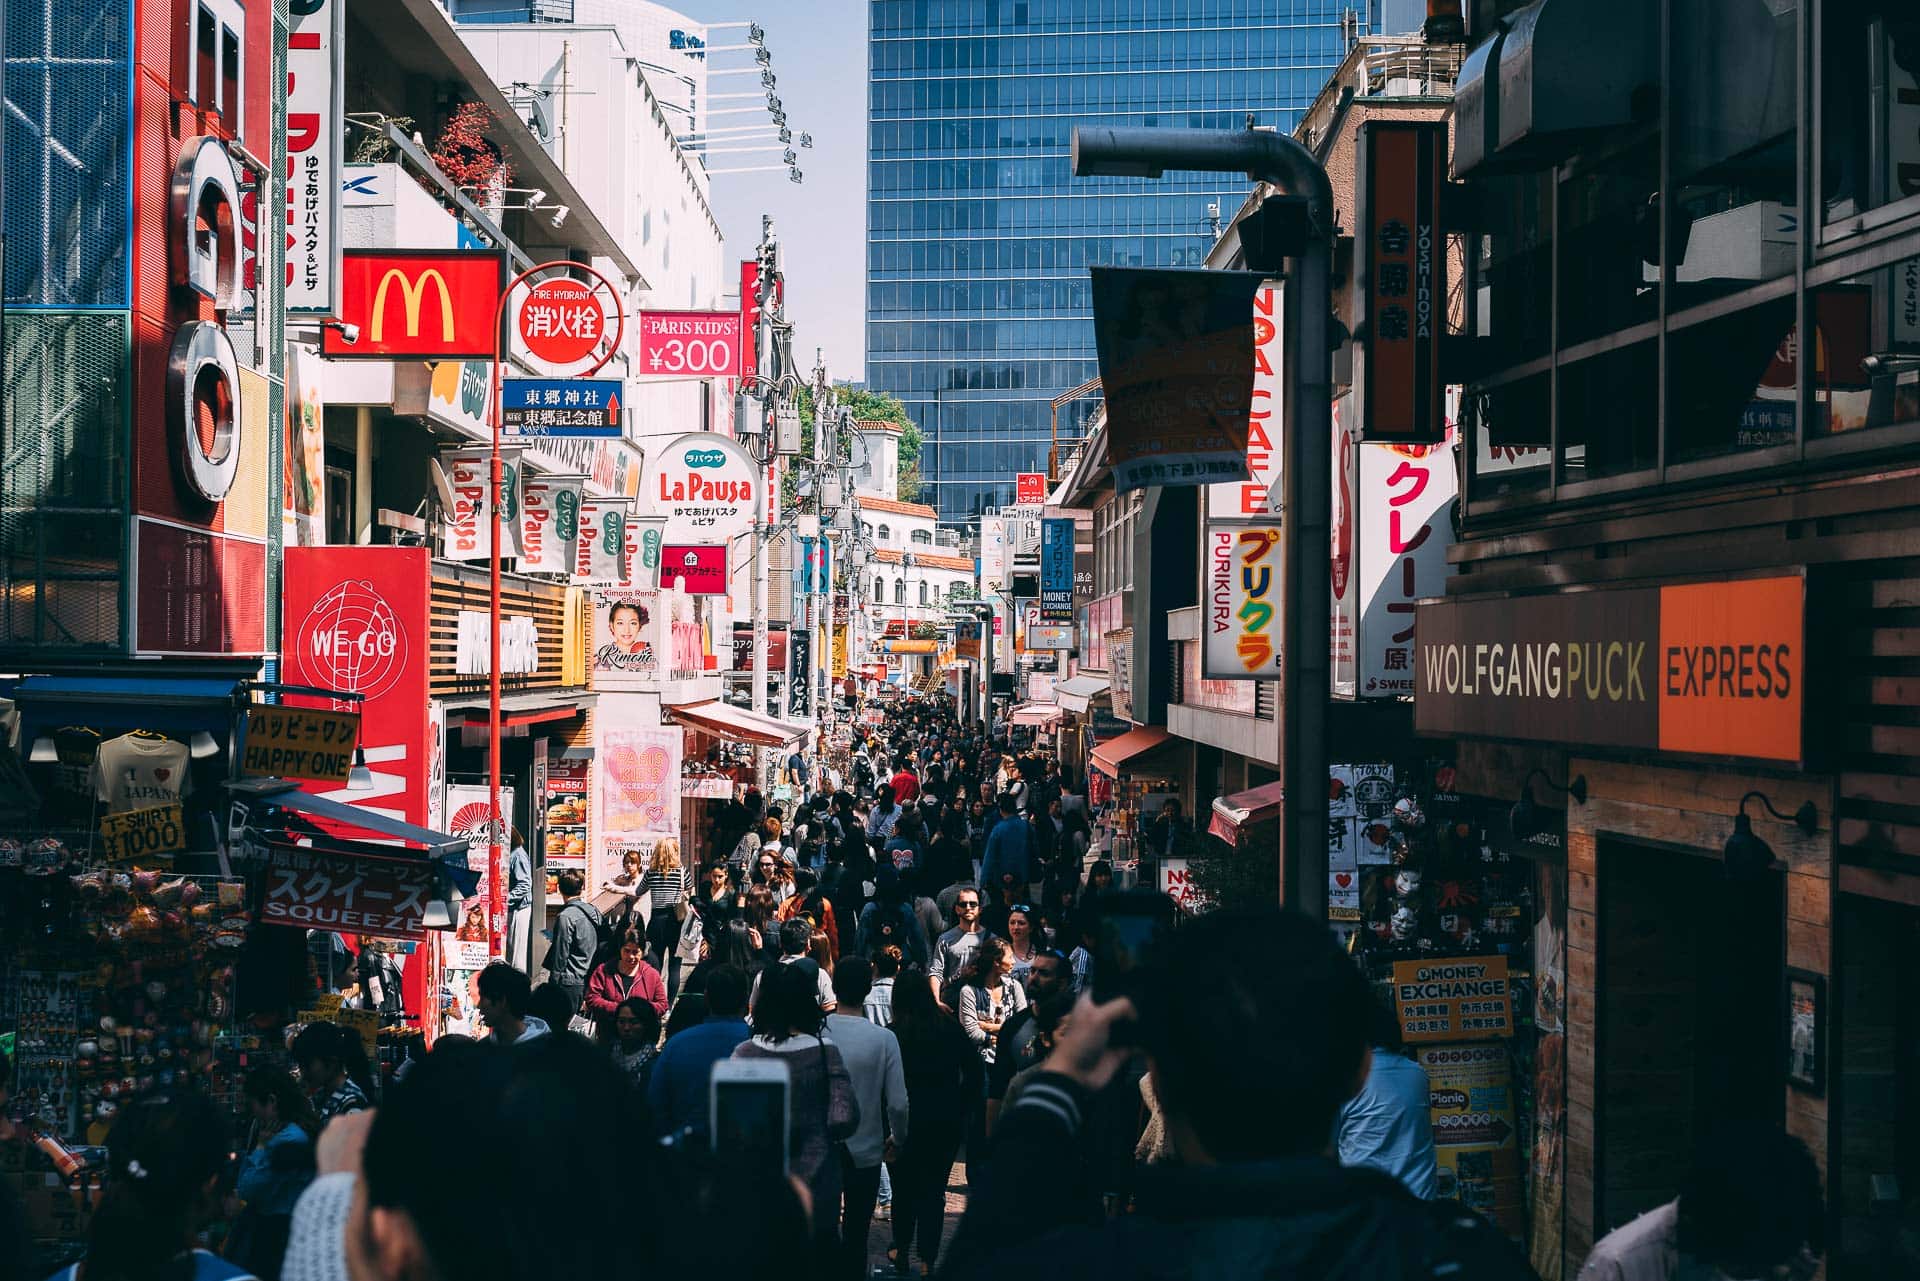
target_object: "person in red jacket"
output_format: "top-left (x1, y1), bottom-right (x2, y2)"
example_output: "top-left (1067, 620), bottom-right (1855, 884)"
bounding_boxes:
top-left (890, 756), bottom-right (921, 806)
top-left (584, 933), bottom-right (668, 1040)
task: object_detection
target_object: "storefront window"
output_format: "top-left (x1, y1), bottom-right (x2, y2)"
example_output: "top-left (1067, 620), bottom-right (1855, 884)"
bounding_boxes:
top-left (1558, 138), bottom-right (1660, 347)
top-left (1670, 0), bottom-right (1798, 298)
top-left (1474, 173), bottom-right (1555, 368)
top-left (1559, 339), bottom-right (1658, 483)
top-left (1466, 373), bottom-right (1552, 501)
top-left (1809, 267), bottom-right (1920, 437)
top-left (1667, 295), bottom-right (1799, 461)
top-left (1819, 3), bottom-right (1920, 233)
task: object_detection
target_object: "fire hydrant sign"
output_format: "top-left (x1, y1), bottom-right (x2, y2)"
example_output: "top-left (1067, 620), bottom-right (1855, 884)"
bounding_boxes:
top-left (518, 278), bottom-right (606, 365)
top-left (99, 805), bottom-right (187, 862)
top-left (243, 705), bottom-right (362, 784)
top-left (502, 379), bottom-right (622, 438)
top-left (1392, 955), bottom-right (1513, 1043)
top-left (637, 310), bottom-right (744, 377)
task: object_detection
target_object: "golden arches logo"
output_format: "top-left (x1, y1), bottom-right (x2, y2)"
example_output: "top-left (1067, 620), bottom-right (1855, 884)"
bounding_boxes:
top-left (370, 268), bottom-right (456, 343)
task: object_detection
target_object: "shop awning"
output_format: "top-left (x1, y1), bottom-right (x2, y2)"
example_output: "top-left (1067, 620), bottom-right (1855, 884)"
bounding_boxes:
top-left (1008, 703), bottom-right (1063, 727)
top-left (225, 779), bottom-right (467, 857)
top-left (1209, 780), bottom-right (1284, 846)
top-left (442, 690), bottom-right (597, 728)
top-left (667, 700), bottom-right (810, 749)
top-left (1091, 725), bottom-right (1173, 778)
top-left (1054, 674), bottom-right (1111, 714)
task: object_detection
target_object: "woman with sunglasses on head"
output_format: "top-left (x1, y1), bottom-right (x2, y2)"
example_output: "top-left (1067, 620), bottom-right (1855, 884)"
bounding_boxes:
top-left (1002, 905), bottom-right (1040, 989)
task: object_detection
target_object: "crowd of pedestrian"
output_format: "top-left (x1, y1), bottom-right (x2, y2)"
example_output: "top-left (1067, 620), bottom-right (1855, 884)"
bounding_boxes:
top-left (11, 693), bottom-right (1859, 1281)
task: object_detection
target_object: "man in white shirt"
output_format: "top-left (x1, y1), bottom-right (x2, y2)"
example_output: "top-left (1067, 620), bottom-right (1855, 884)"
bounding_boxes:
top-left (826, 957), bottom-right (909, 1277)
top-left (749, 918), bottom-right (837, 1012)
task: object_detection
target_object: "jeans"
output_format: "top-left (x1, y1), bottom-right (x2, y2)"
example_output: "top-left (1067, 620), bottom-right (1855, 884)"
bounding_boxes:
top-left (891, 1128), bottom-right (961, 1272)
top-left (839, 1152), bottom-right (883, 1278)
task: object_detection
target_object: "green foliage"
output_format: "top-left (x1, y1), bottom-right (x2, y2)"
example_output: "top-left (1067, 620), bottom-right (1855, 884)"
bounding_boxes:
top-left (785, 384), bottom-right (924, 505)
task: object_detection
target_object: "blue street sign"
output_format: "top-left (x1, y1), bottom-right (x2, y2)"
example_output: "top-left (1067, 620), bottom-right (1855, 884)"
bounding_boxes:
top-left (501, 378), bottom-right (623, 438)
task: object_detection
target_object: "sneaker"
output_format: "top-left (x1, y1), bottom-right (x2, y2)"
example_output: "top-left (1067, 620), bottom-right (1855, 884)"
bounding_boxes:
top-left (874, 1199), bottom-right (891, 1222)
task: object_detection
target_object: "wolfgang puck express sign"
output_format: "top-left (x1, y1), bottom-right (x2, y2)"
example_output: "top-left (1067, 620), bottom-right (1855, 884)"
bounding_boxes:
top-left (1413, 576), bottom-right (1806, 763)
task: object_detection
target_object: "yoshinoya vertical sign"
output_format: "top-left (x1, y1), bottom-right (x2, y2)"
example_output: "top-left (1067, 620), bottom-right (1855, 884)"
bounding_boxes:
top-left (1414, 574), bottom-right (1807, 763)
top-left (1358, 120), bottom-right (1446, 444)
top-left (285, 0), bottom-right (343, 311)
top-left (1358, 440), bottom-right (1456, 697)
top-left (1208, 281), bottom-right (1283, 520)
top-left (1203, 524), bottom-right (1285, 680)
top-left (1040, 517), bottom-right (1075, 623)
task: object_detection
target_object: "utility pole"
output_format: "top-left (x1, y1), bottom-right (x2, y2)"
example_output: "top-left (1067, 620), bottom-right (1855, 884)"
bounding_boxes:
top-left (750, 217), bottom-right (776, 741)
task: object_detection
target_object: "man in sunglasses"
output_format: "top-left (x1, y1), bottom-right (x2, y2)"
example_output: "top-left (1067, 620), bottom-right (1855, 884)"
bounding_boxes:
top-left (929, 887), bottom-right (995, 1015)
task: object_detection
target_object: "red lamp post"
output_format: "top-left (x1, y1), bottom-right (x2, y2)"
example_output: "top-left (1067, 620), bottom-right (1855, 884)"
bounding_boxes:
top-left (486, 260), bottom-right (625, 961)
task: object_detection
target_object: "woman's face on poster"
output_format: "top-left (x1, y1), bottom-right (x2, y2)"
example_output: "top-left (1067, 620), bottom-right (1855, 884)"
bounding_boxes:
top-left (610, 604), bottom-right (642, 647)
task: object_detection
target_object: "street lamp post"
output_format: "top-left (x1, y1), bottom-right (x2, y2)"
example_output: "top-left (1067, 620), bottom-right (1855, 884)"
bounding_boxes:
top-left (486, 260), bottom-right (624, 962)
top-left (1072, 123), bottom-right (1334, 919)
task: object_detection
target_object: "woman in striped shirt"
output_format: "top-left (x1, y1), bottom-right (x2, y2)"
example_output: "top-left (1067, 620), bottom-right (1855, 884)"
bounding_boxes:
top-left (637, 837), bottom-right (692, 1001)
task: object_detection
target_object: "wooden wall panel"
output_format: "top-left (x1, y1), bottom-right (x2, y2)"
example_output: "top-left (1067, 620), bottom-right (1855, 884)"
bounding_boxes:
top-left (428, 567), bottom-right (579, 700)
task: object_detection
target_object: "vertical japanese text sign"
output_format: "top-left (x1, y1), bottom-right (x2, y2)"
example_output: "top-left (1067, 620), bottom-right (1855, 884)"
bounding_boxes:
top-left (286, 0), bottom-right (343, 311)
top-left (1358, 120), bottom-right (1446, 444)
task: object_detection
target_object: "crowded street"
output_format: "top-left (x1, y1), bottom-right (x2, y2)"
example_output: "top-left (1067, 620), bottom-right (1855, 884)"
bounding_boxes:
top-left (3, 0), bottom-right (1920, 1278)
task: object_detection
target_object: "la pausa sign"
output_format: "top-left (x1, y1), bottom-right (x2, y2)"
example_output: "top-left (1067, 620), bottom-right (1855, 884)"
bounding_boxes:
top-left (648, 433), bottom-right (758, 544)
top-left (1414, 575), bottom-right (1807, 763)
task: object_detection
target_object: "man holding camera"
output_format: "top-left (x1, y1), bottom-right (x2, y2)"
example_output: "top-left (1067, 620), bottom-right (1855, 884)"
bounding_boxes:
top-left (943, 908), bottom-right (1534, 1280)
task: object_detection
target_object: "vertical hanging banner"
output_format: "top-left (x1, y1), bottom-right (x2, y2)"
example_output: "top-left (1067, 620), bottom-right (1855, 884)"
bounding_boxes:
top-left (1040, 517), bottom-right (1075, 623)
top-left (1207, 281), bottom-right (1284, 520)
top-left (575, 500), bottom-right (633, 586)
top-left (439, 448), bottom-right (523, 561)
top-left (1330, 396), bottom-right (1360, 698)
top-left (1357, 440), bottom-right (1456, 696)
top-left (1358, 120), bottom-right (1447, 443)
top-left (519, 475), bottom-right (584, 576)
top-left (1090, 267), bottom-right (1264, 493)
top-left (285, 0), bottom-right (343, 311)
top-left (629, 516), bottom-right (666, 589)
top-left (1203, 524), bottom-right (1285, 680)
top-left (789, 627), bottom-right (813, 720)
top-left (285, 345), bottom-right (326, 547)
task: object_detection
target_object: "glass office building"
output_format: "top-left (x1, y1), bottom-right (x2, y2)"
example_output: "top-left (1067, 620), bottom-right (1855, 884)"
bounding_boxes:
top-left (867, 0), bottom-right (1374, 524)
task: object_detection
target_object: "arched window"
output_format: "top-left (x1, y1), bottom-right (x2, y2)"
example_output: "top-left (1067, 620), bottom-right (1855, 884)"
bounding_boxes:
top-left (877, 523), bottom-right (892, 543)
top-left (910, 528), bottom-right (933, 545)
top-left (861, 522), bottom-right (874, 539)
top-left (919, 581), bottom-right (930, 605)
top-left (894, 579), bottom-right (906, 605)
top-left (873, 575), bottom-right (884, 600)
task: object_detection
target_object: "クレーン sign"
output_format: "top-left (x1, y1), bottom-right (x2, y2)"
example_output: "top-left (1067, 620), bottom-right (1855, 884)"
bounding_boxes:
top-left (243, 704), bottom-right (362, 785)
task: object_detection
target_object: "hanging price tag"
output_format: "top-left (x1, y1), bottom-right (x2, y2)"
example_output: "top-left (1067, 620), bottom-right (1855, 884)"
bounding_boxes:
top-left (99, 804), bottom-right (186, 862)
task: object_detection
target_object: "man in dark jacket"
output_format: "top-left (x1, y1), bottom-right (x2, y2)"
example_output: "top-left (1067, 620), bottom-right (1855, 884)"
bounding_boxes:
top-left (942, 909), bottom-right (1535, 1281)
top-left (544, 870), bottom-right (600, 1016)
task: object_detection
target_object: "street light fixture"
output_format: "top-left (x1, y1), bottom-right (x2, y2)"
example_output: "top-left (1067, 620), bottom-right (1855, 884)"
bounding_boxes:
top-left (1072, 121), bottom-right (1335, 917)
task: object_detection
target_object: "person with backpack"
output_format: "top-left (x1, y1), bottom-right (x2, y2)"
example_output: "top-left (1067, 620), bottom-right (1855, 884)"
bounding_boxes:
top-left (545, 870), bottom-right (605, 1017)
top-left (749, 916), bottom-right (837, 1012)
top-left (859, 865), bottom-right (930, 968)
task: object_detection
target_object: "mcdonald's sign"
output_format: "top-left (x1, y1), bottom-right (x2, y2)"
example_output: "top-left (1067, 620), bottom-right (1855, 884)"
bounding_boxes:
top-left (323, 250), bottom-right (507, 359)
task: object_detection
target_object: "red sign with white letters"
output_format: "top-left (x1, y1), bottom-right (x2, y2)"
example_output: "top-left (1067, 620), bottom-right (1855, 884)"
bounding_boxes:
top-left (518, 277), bottom-right (606, 364)
top-left (637, 311), bottom-right (744, 377)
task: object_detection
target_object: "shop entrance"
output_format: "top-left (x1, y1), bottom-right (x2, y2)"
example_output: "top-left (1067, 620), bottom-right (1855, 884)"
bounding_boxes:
top-left (1596, 839), bottom-right (1783, 1235)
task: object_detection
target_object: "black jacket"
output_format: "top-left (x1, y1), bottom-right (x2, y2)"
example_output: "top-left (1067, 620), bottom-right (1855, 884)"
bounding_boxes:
top-left (941, 1073), bottom-right (1536, 1281)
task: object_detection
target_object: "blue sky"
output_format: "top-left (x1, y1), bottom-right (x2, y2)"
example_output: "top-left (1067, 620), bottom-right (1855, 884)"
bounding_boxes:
top-left (675, 1), bottom-right (869, 384)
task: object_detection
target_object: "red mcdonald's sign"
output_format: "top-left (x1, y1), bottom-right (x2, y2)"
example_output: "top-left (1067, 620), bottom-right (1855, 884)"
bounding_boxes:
top-left (322, 250), bottom-right (507, 359)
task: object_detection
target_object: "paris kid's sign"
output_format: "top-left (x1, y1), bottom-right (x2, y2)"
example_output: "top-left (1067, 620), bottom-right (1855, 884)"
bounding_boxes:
top-left (1413, 574), bottom-right (1808, 763)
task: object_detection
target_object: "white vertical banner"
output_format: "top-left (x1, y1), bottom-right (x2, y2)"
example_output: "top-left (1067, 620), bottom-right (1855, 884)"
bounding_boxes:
top-left (285, 0), bottom-right (343, 311)
top-left (520, 475), bottom-right (585, 576)
top-left (1203, 523), bottom-right (1285, 680)
top-left (440, 448), bottom-right (522, 562)
top-left (1356, 440), bottom-right (1456, 696)
top-left (1330, 395), bottom-right (1359, 699)
top-left (1207, 281), bottom-right (1283, 521)
top-left (575, 500), bottom-right (634, 586)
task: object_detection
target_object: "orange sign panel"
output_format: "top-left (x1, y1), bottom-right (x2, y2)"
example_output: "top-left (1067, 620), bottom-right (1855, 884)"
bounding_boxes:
top-left (1656, 576), bottom-right (1804, 761)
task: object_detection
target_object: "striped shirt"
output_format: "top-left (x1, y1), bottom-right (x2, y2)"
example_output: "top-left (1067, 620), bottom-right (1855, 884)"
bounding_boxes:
top-left (636, 866), bottom-right (691, 915)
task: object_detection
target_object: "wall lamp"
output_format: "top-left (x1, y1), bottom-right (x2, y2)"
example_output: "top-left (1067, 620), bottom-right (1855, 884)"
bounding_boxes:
top-left (1724, 790), bottom-right (1818, 878)
top-left (1509, 768), bottom-right (1586, 840)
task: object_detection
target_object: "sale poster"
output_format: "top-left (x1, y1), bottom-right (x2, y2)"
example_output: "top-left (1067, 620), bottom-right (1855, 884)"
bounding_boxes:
top-left (1417, 1042), bottom-right (1525, 1240)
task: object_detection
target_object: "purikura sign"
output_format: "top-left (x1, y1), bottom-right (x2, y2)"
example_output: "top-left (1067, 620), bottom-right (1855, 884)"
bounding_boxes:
top-left (647, 432), bottom-right (758, 544)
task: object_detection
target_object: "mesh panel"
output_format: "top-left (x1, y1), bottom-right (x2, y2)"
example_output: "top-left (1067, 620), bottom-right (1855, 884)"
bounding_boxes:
top-left (2, 0), bottom-right (132, 306)
top-left (1, 312), bottom-right (129, 649)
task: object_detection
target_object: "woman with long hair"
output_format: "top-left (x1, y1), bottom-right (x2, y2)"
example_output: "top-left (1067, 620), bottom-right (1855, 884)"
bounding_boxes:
top-left (729, 963), bottom-right (859, 1253)
top-left (228, 1070), bottom-right (321, 1279)
top-left (637, 837), bottom-right (693, 1000)
top-left (53, 1092), bottom-right (241, 1281)
top-left (957, 936), bottom-right (1028, 1065)
top-left (887, 965), bottom-right (982, 1276)
top-left (739, 884), bottom-right (782, 962)
top-left (1003, 904), bottom-right (1040, 988)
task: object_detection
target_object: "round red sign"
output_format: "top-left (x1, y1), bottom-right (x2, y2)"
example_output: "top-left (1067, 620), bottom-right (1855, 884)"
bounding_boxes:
top-left (517, 278), bottom-right (605, 365)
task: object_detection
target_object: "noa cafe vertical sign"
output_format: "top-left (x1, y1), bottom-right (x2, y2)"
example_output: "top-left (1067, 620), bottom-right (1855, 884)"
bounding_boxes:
top-left (1207, 282), bottom-right (1283, 520)
top-left (1203, 524), bottom-right (1285, 680)
top-left (1412, 574), bottom-right (1809, 763)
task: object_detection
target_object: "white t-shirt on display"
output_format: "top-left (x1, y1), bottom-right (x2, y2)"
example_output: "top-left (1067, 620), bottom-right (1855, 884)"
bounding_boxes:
top-left (90, 733), bottom-right (191, 814)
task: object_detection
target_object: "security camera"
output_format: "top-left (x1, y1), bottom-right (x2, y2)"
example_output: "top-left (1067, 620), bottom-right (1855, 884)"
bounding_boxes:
top-left (330, 321), bottom-right (360, 345)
